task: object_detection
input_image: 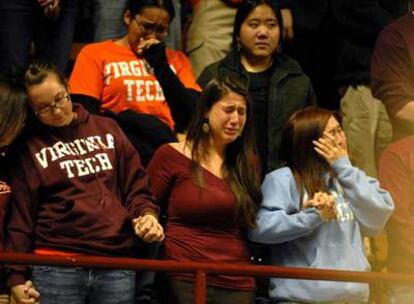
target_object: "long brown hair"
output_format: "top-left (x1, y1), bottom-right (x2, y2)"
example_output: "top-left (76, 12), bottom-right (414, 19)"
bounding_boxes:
top-left (0, 74), bottom-right (27, 146)
top-left (186, 76), bottom-right (262, 228)
top-left (279, 107), bottom-right (342, 204)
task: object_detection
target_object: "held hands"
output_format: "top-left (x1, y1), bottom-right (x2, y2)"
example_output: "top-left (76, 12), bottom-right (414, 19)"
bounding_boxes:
top-left (304, 191), bottom-right (337, 221)
top-left (313, 132), bottom-right (348, 165)
top-left (11, 281), bottom-right (40, 304)
top-left (133, 214), bottom-right (164, 243)
top-left (0, 181), bottom-right (10, 194)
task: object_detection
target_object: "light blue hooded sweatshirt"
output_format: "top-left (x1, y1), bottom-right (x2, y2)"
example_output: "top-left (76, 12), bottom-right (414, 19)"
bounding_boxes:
top-left (248, 157), bottom-right (394, 303)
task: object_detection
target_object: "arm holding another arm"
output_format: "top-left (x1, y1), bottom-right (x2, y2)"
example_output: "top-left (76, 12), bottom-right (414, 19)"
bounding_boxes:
top-left (115, 124), bottom-right (163, 243)
top-left (248, 169), bottom-right (324, 244)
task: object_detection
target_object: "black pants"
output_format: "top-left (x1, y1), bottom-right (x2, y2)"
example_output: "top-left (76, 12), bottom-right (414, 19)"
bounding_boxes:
top-left (169, 279), bottom-right (254, 304)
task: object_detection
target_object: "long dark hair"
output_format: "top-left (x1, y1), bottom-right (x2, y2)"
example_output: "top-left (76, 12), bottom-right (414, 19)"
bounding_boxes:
top-left (0, 74), bottom-right (26, 146)
top-left (126, 0), bottom-right (175, 22)
top-left (231, 0), bottom-right (283, 52)
top-left (186, 76), bottom-right (262, 228)
top-left (279, 107), bottom-right (342, 203)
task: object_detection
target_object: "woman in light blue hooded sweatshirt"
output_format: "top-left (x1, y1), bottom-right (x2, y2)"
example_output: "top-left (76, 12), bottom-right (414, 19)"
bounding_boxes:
top-left (249, 107), bottom-right (394, 303)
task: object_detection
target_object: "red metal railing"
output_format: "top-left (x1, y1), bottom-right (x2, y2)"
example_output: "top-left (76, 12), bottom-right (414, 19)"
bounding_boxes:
top-left (2, 253), bottom-right (414, 304)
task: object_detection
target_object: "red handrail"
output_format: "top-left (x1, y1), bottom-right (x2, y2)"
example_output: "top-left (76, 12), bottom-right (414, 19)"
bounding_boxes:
top-left (2, 253), bottom-right (414, 304)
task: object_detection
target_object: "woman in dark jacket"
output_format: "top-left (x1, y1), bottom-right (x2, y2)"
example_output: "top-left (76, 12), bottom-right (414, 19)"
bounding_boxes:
top-left (198, 0), bottom-right (316, 176)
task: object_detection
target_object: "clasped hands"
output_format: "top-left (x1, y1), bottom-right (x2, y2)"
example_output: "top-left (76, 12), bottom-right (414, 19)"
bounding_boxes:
top-left (133, 213), bottom-right (164, 243)
top-left (10, 281), bottom-right (39, 304)
top-left (304, 191), bottom-right (337, 221)
top-left (0, 181), bottom-right (10, 194)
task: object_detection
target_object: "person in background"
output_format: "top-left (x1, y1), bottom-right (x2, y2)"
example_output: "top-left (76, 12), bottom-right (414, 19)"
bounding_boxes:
top-left (0, 74), bottom-right (40, 304)
top-left (249, 107), bottom-right (394, 303)
top-left (379, 133), bottom-right (414, 302)
top-left (332, 0), bottom-right (408, 179)
top-left (91, 0), bottom-right (182, 50)
top-left (147, 76), bottom-right (262, 304)
top-left (198, 0), bottom-right (316, 177)
top-left (6, 61), bottom-right (164, 304)
top-left (185, 0), bottom-right (239, 78)
top-left (0, 0), bottom-right (78, 74)
top-left (69, 0), bottom-right (200, 136)
top-left (372, 15), bottom-right (414, 299)
top-left (185, 0), bottom-right (294, 78)
top-left (371, 6), bottom-right (414, 142)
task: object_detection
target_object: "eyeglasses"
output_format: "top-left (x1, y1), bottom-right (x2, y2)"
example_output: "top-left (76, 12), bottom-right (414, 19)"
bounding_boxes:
top-left (35, 94), bottom-right (70, 116)
top-left (134, 17), bottom-right (169, 38)
top-left (326, 126), bottom-right (344, 137)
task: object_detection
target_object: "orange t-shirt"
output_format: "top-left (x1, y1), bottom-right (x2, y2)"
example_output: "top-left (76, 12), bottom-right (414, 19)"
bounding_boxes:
top-left (69, 40), bottom-right (200, 130)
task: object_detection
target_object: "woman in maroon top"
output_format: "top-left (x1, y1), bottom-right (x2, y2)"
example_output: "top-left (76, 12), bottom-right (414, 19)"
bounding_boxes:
top-left (147, 76), bottom-right (262, 304)
top-left (0, 74), bottom-right (40, 304)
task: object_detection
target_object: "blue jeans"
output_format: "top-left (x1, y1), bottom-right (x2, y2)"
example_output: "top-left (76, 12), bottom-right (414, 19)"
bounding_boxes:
top-left (91, 0), bottom-right (128, 41)
top-left (32, 266), bottom-right (135, 304)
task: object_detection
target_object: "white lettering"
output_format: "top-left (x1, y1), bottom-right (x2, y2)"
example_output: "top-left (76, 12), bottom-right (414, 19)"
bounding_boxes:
top-left (73, 159), bottom-right (90, 177)
top-left (130, 61), bottom-right (143, 76)
top-left (60, 160), bottom-right (76, 178)
top-left (35, 148), bottom-right (49, 168)
top-left (95, 153), bottom-right (113, 171)
top-left (119, 62), bottom-right (132, 77)
top-left (124, 79), bottom-right (135, 102)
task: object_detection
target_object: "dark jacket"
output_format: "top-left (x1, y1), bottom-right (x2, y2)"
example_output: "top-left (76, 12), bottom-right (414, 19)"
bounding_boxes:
top-left (332, 0), bottom-right (408, 85)
top-left (6, 105), bottom-right (158, 286)
top-left (198, 51), bottom-right (317, 173)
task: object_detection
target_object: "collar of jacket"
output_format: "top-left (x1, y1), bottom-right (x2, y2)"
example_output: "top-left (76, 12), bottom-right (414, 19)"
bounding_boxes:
top-left (219, 50), bottom-right (304, 84)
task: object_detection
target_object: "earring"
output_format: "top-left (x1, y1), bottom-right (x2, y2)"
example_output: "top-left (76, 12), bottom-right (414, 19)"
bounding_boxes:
top-left (236, 39), bottom-right (242, 52)
top-left (202, 118), bottom-right (210, 133)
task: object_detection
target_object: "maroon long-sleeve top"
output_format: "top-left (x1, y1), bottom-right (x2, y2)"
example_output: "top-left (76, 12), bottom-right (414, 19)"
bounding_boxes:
top-left (147, 144), bottom-right (255, 291)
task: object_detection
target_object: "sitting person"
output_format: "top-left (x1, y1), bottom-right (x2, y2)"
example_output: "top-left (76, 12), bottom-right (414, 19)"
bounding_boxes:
top-left (6, 61), bottom-right (164, 304)
top-left (69, 0), bottom-right (200, 158)
top-left (249, 107), bottom-right (394, 303)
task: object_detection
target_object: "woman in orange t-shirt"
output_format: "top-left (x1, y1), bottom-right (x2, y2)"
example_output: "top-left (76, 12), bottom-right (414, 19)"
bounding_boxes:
top-left (70, 0), bottom-right (200, 137)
